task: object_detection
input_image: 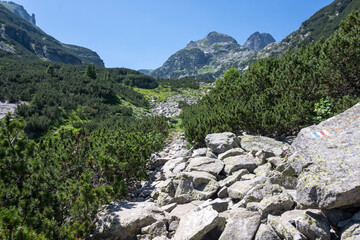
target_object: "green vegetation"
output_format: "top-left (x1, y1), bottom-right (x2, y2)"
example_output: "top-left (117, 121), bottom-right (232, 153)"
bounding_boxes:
top-left (180, 11), bottom-right (360, 144)
top-left (0, 114), bottom-right (168, 239)
top-left (0, 57), bottom-right (159, 136)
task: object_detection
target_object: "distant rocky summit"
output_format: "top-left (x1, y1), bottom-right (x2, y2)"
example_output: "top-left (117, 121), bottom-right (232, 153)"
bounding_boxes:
top-left (91, 102), bottom-right (360, 239)
top-left (151, 31), bottom-right (275, 80)
top-left (243, 32), bottom-right (276, 51)
top-left (0, 1), bottom-right (36, 26)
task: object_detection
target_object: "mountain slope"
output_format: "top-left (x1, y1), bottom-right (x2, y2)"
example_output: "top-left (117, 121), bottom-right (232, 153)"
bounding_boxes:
top-left (260, 0), bottom-right (360, 57)
top-left (0, 3), bottom-right (104, 66)
top-left (151, 31), bottom-right (274, 80)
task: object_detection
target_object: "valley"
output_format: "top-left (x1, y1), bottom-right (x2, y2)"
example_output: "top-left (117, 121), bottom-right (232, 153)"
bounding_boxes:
top-left (0, 0), bottom-right (359, 239)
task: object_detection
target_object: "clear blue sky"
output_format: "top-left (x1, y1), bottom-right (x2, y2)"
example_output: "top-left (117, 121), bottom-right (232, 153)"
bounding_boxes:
top-left (12, 0), bottom-right (333, 70)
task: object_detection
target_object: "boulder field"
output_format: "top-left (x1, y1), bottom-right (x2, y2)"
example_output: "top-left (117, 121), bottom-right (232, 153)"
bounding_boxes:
top-left (91, 102), bottom-right (360, 240)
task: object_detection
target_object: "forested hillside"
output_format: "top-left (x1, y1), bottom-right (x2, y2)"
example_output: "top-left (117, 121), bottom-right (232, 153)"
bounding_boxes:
top-left (180, 11), bottom-right (360, 144)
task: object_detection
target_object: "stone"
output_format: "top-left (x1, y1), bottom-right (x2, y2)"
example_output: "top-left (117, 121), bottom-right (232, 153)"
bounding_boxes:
top-left (341, 223), bottom-right (360, 240)
top-left (218, 148), bottom-right (245, 161)
top-left (205, 132), bottom-right (240, 154)
top-left (339, 211), bottom-right (360, 240)
top-left (281, 210), bottom-right (331, 240)
top-left (191, 148), bottom-right (207, 157)
top-left (174, 171), bottom-right (219, 201)
top-left (293, 102), bottom-right (360, 209)
top-left (139, 220), bottom-right (168, 240)
top-left (295, 211), bottom-right (331, 240)
top-left (254, 163), bottom-right (273, 176)
top-left (148, 157), bottom-right (170, 170)
top-left (223, 154), bottom-right (257, 175)
top-left (241, 173), bottom-right (257, 180)
top-left (185, 157), bottom-right (224, 177)
top-left (268, 214), bottom-right (307, 240)
top-left (173, 206), bottom-right (225, 240)
top-left (161, 157), bottom-right (186, 178)
top-left (172, 162), bottom-right (186, 174)
top-left (194, 198), bottom-right (230, 213)
top-left (219, 208), bottom-right (261, 240)
top-left (170, 201), bottom-right (205, 220)
top-left (266, 170), bottom-right (298, 189)
top-left (93, 201), bottom-right (168, 240)
top-left (268, 157), bottom-right (285, 168)
top-left (206, 150), bottom-right (217, 159)
top-left (227, 177), bottom-right (266, 200)
top-left (240, 134), bottom-right (289, 157)
top-left (257, 193), bottom-right (294, 218)
top-left (246, 202), bottom-right (260, 212)
top-left (217, 186), bottom-right (228, 198)
top-left (169, 220), bottom-right (179, 232)
top-left (255, 224), bottom-right (281, 240)
top-left (243, 183), bottom-right (285, 204)
top-left (255, 150), bottom-right (275, 165)
top-left (218, 169), bottom-right (249, 188)
top-left (161, 203), bottom-right (177, 213)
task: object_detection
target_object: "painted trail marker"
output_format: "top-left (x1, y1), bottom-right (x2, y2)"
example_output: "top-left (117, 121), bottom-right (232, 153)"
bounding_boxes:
top-left (312, 130), bottom-right (330, 138)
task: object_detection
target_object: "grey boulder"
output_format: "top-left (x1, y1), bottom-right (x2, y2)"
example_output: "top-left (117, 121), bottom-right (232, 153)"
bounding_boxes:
top-left (293, 102), bottom-right (360, 209)
top-left (205, 132), bottom-right (240, 154)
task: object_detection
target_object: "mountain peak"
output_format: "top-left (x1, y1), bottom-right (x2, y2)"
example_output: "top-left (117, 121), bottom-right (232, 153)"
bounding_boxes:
top-left (204, 31), bottom-right (237, 45)
top-left (244, 32), bottom-right (275, 51)
top-left (0, 1), bottom-right (36, 25)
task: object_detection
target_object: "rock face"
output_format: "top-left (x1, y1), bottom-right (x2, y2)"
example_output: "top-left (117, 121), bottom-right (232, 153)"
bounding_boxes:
top-left (151, 31), bottom-right (275, 80)
top-left (93, 102), bottom-right (360, 240)
top-left (292, 102), bottom-right (360, 209)
top-left (243, 32), bottom-right (276, 51)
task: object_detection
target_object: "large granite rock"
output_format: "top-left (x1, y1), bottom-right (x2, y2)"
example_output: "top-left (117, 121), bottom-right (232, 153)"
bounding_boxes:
top-left (173, 206), bottom-right (225, 240)
top-left (93, 201), bottom-right (169, 240)
top-left (267, 215), bottom-right (307, 240)
top-left (174, 171), bottom-right (219, 201)
top-left (205, 132), bottom-right (240, 154)
top-left (281, 210), bottom-right (331, 240)
top-left (240, 135), bottom-right (289, 156)
top-left (227, 177), bottom-right (267, 200)
top-left (185, 157), bottom-right (224, 177)
top-left (255, 224), bottom-right (281, 240)
top-left (292, 102), bottom-right (360, 209)
top-left (219, 208), bottom-right (261, 240)
top-left (223, 154), bottom-right (257, 175)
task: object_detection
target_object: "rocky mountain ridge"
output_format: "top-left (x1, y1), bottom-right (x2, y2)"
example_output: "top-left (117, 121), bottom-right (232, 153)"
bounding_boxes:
top-left (91, 101), bottom-right (360, 239)
top-left (0, 1), bottom-right (36, 25)
top-left (150, 31), bottom-right (274, 80)
top-left (259, 0), bottom-right (360, 58)
top-left (0, 3), bottom-right (104, 66)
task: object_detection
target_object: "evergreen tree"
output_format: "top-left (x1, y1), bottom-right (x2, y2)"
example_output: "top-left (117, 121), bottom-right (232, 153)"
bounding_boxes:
top-left (85, 63), bottom-right (97, 79)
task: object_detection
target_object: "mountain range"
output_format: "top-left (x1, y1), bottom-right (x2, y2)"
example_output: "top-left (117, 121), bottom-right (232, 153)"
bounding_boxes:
top-left (0, 1), bottom-right (104, 66)
top-left (150, 31), bottom-right (274, 80)
top-left (151, 0), bottom-right (360, 80)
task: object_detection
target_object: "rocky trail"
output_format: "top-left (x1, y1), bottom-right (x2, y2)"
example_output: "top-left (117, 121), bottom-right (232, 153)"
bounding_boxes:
top-left (91, 103), bottom-right (360, 240)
